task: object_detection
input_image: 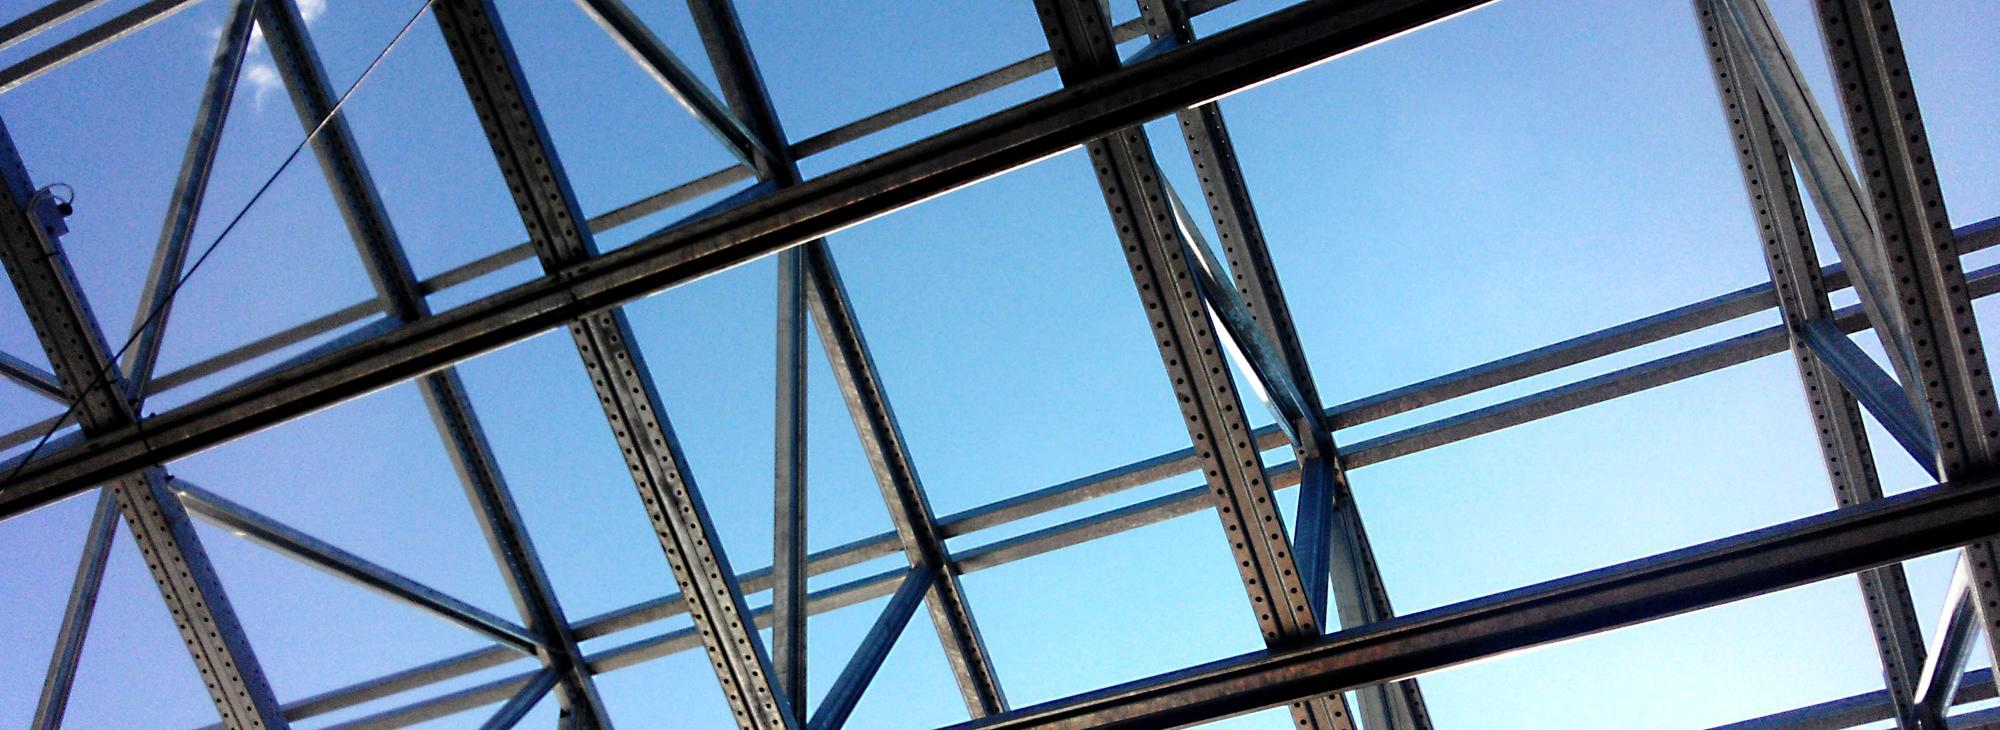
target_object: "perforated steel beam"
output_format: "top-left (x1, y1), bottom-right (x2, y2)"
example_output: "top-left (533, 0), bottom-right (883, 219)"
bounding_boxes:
top-left (678, 0), bottom-right (1010, 715)
top-left (1805, 0), bottom-right (2000, 688)
top-left (430, 0), bottom-right (789, 726)
top-left (1034, 1), bottom-right (1355, 726)
top-left (0, 116), bottom-right (288, 728)
top-left (253, 0), bottom-right (612, 722)
top-left (30, 489), bottom-right (115, 730)
top-left (1696, 5), bottom-right (1930, 724)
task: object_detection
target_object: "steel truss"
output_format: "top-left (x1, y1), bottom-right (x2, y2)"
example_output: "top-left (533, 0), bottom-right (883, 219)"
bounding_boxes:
top-left (0, 0), bottom-right (1994, 728)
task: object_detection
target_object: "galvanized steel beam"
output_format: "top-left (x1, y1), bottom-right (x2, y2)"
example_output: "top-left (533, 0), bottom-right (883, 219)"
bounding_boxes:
top-left (253, 0), bottom-right (613, 722)
top-left (679, 0), bottom-right (1009, 715)
top-left (1698, 6), bottom-right (1931, 724)
top-left (29, 489), bottom-right (116, 730)
top-left (431, 0), bottom-right (788, 725)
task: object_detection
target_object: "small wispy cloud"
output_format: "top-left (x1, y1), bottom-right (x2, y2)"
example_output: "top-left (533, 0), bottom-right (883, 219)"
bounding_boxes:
top-left (206, 0), bottom-right (330, 111)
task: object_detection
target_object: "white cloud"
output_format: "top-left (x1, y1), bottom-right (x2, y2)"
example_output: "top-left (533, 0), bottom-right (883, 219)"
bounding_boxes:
top-left (207, 0), bottom-right (332, 112)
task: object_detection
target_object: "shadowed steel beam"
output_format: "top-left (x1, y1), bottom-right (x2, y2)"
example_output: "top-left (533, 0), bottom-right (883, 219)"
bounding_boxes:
top-left (432, 0), bottom-right (789, 726)
top-left (121, 0), bottom-right (256, 397)
top-left (253, 0), bottom-right (612, 722)
top-left (1697, 9), bottom-right (1931, 725)
top-left (571, 0), bottom-right (774, 171)
top-left (946, 473), bottom-right (2000, 730)
top-left (680, 0), bottom-right (1007, 715)
top-left (0, 0), bottom-right (201, 93)
top-left (0, 0), bottom-right (104, 54)
top-left (1806, 0), bottom-right (2000, 687)
top-left (1916, 555), bottom-right (1978, 728)
top-left (1709, 668), bottom-right (1996, 730)
top-left (810, 567), bottom-right (936, 730)
top-left (0, 348), bottom-right (65, 402)
top-left (169, 478), bottom-right (541, 653)
top-left (481, 670), bottom-right (558, 730)
top-left (30, 488), bottom-right (115, 730)
top-left (0, 116), bottom-right (287, 728)
top-left (1035, 0), bottom-right (1351, 727)
top-left (1801, 317), bottom-right (1937, 472)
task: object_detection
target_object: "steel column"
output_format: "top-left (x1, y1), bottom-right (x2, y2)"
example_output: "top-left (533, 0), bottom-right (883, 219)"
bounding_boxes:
top-left (1697, 5), bottom-right (1931, 724)
top-left (0, 116), bottom-right (288, 728)
top-left (430, 0), bottom-right (789, 726)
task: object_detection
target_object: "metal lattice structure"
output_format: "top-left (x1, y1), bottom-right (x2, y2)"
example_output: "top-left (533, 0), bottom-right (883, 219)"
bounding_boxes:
top-left (0, 0), bottom-right (1996, 727)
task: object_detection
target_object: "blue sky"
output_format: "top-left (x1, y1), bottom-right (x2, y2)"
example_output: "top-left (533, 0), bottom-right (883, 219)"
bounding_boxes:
top-left (0, 0), bottom-right (1997, 727)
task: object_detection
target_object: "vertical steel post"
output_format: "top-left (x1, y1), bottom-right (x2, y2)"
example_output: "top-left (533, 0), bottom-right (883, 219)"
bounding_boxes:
top-left (253, 0), bottom-right (612, 723)
top-left (429, 1), bottom-right (790, 726)
top-left (0, 116), bottom-right (288, 729)
top-left (1695, 5), bottom-right (1932, 725)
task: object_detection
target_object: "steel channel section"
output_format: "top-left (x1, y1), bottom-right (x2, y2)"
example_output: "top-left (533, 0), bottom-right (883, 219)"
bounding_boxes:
top-left (30, 489), bottom-right (116, 730)
top-left (170, 478), bottom-right (541, 653)
top-left (1710, 668), bottom-right (1995, 730)
top-left (253, 0), bottom-right (613, 722)
top-left (0, 347), bottom-right (65, 401)
top-left (429, 0), bottom-right (790, 727)
top-left (0, 0), bottom-right (1497, 517)
top-left (480, 670), bottom-right (559, 730)
top-left (1915, 555), bottom-right (1978, 727)
top-left (1808, 0), bottom-right (2000, 686)
top-left (0, 117), bottom-right (288, 727)
top-left (1696, 5), bottom-right (1931, 724)
top-left (944, 473), bottom-right (2000, 730)
top-left (1033, 1), bottom-right (1355, 727)
top-left (679, 0), bottom-right (1009, 716)
top-left (810, 568), bottom-right (938, 730)
top-left (1802, 318), bottom-right (1938, 470)
top-left (1141, 0), bottom-right (1429, 725)
top-left (122, 0), bottom-right (256, 397)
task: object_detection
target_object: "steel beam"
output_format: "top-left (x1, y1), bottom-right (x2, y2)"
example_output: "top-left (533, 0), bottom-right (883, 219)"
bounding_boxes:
top-left (571, 0), bottom-right (773, 171)
top-left (480, 670), bottom-right (558, 730)
top-left (1034, 1), bottom-right (1354, 726)
top-left (1806, 0), bottom-right (2000, 684)
top-left (253, 0), bottom-right (613, 722)
top-left (0, 115), bottom-right (288, 728)
top-left (810, 567), bottom-right (937, 730)
top-left (1709, 668), bottom-right (1995, 730)
top-left (0, 0), bottom-right (1497, 518)
top-left (1915, 555), bottom-right (1979, 728)
top-left (944, 473), bottom-right (2000, 730)
top-left (0, 347), bottom-right (65, 402)
top-left (170, 478), bottom-right (541, 653)
top-left (0, 0), bottom-right (104, 54)
top-left (1697, 7), bottom-right (1931, 724)
top-left (0, 0), bottom-right (202, 94)
top-left (677, 0), bottom-right (1009, 715)
top-left (121, 0), bottom-right (256, 397)
top-left (431, 0), bottom-right (788, 726)
top-left (30, 489), bottom-right (116, 730)
top-left (1800, 317), bottom-right (1937, 471)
